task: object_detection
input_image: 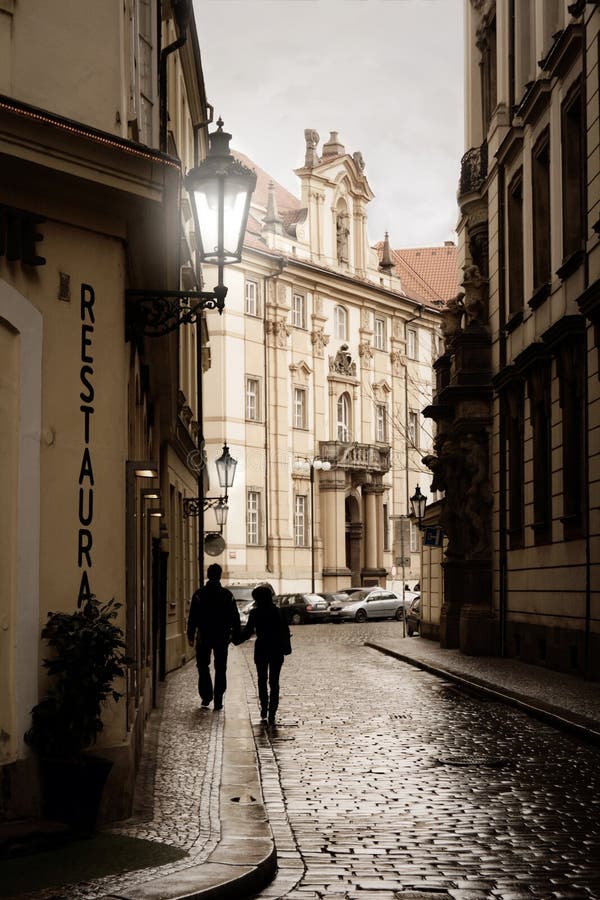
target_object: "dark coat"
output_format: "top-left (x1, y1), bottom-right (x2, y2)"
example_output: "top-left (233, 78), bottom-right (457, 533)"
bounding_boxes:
top-left (239, 602), bottom-right (292, 659)
top-left (187, 580), bottom-right (241, 645)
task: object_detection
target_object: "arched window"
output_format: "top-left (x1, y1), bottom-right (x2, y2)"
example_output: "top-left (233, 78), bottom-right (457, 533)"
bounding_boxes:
top-left (334, 305), bottom-right (347, 340)
top-left (337, 392), bottom-right (351, 442)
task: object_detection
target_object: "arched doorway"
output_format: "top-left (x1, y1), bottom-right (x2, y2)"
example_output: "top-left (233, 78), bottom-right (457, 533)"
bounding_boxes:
top-left (345, 494), bottom-right (362, 585)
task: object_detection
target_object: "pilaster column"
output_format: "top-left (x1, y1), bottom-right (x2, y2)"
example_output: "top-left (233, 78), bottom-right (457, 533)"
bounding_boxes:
top-left (320, 469), bottom-right (350, 587)
top-left (362, 480), bottom-right (387, 585)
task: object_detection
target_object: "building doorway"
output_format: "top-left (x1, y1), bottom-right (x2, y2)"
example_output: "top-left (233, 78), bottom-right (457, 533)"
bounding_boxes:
top-left (345, 495), bottom-right (362, 585)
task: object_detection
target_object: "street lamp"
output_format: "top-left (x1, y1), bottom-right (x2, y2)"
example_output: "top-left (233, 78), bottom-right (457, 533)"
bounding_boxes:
top-left (183, 443), bottom-right (237, 534)
top-left (294, 457), bottom-right (332, 593)
top-left (410, 485), bottom-right (428, 530)
top-left (125, 119), bottom-right (257, 337)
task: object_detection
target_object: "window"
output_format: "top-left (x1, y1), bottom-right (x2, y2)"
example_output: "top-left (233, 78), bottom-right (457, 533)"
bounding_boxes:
top-left (557, 334), bottom-right (586, 539)
top-left (515, 0), bottom-right (534, 103)
top-left (294, 495), bottom-right (307, 546)
top-left (507, 171), bottom-right (524, 316)
top-left (374, 317), bottom-right (386, 350)
top-left (383, 503), bottom-right (390, 551)
top-left (334, 305), bottom-right (347, 340)
top-left (245, 280), bottom-right (259, 316)
top-left (245, 377), bottom-right (260, 421)
top-left (406, 327), bottom-right (418, 360)
top-left (294, 387), bottom-right (307, 429)
top-left (532, 131), bottom-right (551, 291)
top-left (375, 404), bottom-right (387, 443)
top-left (479, 14), bottom-right (497, 133)
top-left (293, 293), bottom-right (306, 329)
top-left (505, 379), bottom-right (525, 549)
top-left (129, 0), bottom-right (157, 145)
top-left (408, 411), bottom-right (419, 448)
top-left (527, 359), bottom-right (552, 545)
top-left (561, 87), bottom-right (585, 263)
top-left (247, 491), bottom-right (261, 545)
top-left (337, 392), bottom-right (350, 441)
top-left (410, 522), bottom-right (418, 554)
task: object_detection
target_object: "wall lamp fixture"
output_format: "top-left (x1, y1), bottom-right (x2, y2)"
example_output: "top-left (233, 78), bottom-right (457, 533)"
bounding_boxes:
top-left (125, 119), bottom-right (256, 339)
top-left (183, 444), bottom-right (237, 531)
top-left (410, 484), bottom-right (428, 531)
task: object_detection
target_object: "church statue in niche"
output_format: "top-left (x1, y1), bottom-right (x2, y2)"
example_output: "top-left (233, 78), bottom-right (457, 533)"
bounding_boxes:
top-left (336, 212), bottom-right (349, 263)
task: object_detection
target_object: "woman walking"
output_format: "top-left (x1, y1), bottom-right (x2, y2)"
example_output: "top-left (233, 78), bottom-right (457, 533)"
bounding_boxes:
top-left (237, 586), bottom-right (291, 725)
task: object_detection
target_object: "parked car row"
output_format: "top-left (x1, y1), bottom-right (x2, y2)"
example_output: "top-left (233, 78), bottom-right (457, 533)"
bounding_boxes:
top-left (226, 583), bottom-right (421, 629)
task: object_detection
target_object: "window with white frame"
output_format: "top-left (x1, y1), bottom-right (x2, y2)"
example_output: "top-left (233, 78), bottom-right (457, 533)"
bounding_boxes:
top-left (293, 387), bottom-right (308, 429)
top-left (293, 293), bottom-right (306, 329)
top-left (334, 305), bottom-right (347, 340)
top-left (406, 326), bottom-right (418, 360)
top-left (410, 521), bottom-right (419, 553)
top-left (337, 392), bottom-right (351, 441)
top-left (129, 0), bottom-right (157, 146)
top-left (245, 280), bottom-right (259, 316)
top-left (408, 410), bottom-right (420, 448)
top-left (374, 316), bottom-right (386, 350)
top-left (376, 404), bottom-right (387, 443)
top-left (294, 494), bottom-right (307, 546)
top-left (245, 377), bottom-right (260, 421)
top-left (247, 491), bottom-right (261, 545)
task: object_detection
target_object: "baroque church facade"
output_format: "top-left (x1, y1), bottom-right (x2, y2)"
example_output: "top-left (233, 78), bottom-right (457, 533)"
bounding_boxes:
top-left (200, 131), bottom-right (443, 595)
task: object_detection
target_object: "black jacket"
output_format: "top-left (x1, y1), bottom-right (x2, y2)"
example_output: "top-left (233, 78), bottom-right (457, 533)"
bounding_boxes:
top-left (187, 580), bottom-right (241, 645)
top-left (239, 602), bottom-right (291, 658)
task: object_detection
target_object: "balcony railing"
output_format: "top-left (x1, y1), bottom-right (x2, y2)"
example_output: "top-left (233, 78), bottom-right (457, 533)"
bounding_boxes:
top-left (458, 141), bottom-right (488, 198)
top-left (319, 441), bottom-right (391, 473)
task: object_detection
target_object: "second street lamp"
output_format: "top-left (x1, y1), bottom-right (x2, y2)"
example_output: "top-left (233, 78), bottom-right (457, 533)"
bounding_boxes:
top-left (410, 484), bottom-right (428, 530)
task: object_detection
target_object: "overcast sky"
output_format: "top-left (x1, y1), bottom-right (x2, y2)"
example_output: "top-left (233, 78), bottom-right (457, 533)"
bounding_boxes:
top-left (194, 0), bottom-right (464, 248)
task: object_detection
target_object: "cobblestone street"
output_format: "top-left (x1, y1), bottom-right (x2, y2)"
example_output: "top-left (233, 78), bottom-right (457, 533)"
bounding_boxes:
top-left (242, 622), bottom-right (600, 900)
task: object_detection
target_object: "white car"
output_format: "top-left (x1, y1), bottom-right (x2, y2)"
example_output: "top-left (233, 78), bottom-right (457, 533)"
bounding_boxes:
top-left (328, 588), bottom-right (419, 623)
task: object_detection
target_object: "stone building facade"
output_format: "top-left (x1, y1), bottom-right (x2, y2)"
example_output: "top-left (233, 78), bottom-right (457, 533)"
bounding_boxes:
top-left (0, 0), bottom-right (211, 821)
top-left (423, 0), bottom-right (600, 677)
top-left (200, 132), bottom-right (443, 594)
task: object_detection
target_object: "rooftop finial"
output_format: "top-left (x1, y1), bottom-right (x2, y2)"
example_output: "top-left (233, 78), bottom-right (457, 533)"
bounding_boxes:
top-left (379, 232), bottom-right (394, 272)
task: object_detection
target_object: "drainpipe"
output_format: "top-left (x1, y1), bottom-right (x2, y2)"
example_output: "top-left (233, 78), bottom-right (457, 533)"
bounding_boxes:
top-left (581, 18), bottom-right (591, 679)
top-left (159, 0), bottom-right (190, 153)
top-left (263, 257), bottom-right (288, 574)
top-left (497, 162), bottom-right (507, 658)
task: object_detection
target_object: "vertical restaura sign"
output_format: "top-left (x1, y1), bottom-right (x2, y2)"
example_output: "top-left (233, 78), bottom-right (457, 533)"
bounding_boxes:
top-left (78, 283), bottom-right (95, 606)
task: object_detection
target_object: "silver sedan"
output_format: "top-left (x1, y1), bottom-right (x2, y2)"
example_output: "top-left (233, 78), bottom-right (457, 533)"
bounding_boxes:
top-left (328, 588), bottom-right (419, 623)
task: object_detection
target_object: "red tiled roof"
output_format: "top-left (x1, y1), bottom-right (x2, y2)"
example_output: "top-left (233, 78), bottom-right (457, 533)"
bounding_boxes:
top-left (234, 150), bottom-right (302, 214)
top-left (376, 243), bottom-right (460, 305)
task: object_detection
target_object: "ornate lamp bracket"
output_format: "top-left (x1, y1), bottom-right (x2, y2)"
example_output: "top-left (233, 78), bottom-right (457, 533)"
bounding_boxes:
top-left (183, 495), bottom-right (226, 518)
top-left (126, 285), bottom-right (228, 340)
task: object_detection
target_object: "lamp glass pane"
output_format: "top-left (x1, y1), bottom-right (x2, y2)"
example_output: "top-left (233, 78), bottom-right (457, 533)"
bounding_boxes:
top-left (193, 175), bottom-right (250, 265)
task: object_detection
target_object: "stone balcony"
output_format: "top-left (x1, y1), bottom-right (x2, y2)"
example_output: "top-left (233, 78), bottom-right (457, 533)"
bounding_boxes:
top-left (319, 441), bottom-right (391, 473)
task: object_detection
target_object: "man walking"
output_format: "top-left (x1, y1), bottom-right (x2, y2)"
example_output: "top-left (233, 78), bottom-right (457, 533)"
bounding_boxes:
top-left (187, 563), bottom-right (240, 710)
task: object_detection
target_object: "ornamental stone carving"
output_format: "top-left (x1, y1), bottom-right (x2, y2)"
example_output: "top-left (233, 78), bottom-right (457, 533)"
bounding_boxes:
top-left (358, 341), bottom-right (374, 363)
top-left (310, 328), bottom-right (330, 357)
top-left (329, 343), bottom-right (356, 376)
top-left (304, 129), bottom-right (320, 168)
top-left (266, 318), bottom-right (291, 347)
top-left (389, 349), bottom-right (405, 375)
top-left (462, 264), bottom-right (488, 327)
top-left (441, 292), bottom-right (465, 350)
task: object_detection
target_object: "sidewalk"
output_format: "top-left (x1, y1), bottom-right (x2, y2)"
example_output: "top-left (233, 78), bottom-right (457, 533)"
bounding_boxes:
top-left (365, 634), bottom-right (600, 742)
top-left (0, 649), bottom-right (276, 900)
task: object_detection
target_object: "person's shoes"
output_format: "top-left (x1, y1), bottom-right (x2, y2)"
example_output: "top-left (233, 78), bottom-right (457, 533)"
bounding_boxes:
top-left (213, 701), bottom-right (223, 711)
top-left (201, 700), bottom-right (211, 708)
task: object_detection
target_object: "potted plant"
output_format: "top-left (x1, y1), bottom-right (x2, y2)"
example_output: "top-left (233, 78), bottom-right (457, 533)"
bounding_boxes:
top-left (25, 595), bottom-right (128, 834)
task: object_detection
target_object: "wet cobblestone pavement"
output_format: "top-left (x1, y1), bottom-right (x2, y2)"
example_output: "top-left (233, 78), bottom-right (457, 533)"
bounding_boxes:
top-left (242, 622), bottom-right (600, 900)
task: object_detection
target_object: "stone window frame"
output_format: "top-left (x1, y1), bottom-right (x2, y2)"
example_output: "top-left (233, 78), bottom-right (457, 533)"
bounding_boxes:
top-left (294, 494), bottom-right (308, 547)
top-left (292, 292), bottom-right (306, 330)
top-left (245, 375), bottom-right (261, 422)
top-left (374, 316), bottom-right (386, 351)
top-left (375, 402), bottom-right (387, 443)
top-left (245, 279), bottom-right (260, 317)
top-left (293, 385), bottom-right (308, 430)
top-left (334, 304), bottom-right (348, 341)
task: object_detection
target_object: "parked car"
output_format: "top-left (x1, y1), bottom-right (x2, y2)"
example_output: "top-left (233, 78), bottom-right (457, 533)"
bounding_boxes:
top-left (275, 592), bottom-right (329, 625)
top-left (406, 595), bottom-right (421, 636)
top-left (318, 591), bottom-right (350, 611)
top-left (328, 588), bottom-right (419, 623)
top-left (226, 583), bottom-right (275, 627)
